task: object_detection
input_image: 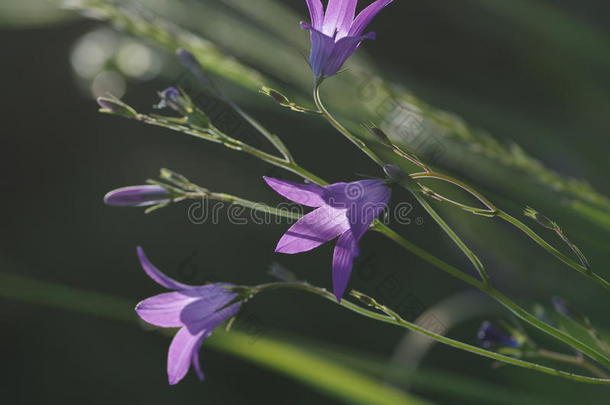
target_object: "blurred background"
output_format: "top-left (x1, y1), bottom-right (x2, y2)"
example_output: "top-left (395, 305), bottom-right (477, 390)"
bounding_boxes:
top-left (1, 0), bottom-right (609, 404)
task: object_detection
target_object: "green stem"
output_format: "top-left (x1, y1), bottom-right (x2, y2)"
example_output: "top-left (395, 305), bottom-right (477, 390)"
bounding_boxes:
top-left (496, 210), bottom-right (610, 292)
top-left (535, 349), bottom-right (609, 379)
top-left (313, 80), bottom-right (386, 166)
top-left (373, 223), bottom-right (610, 369)
top-left (255, 282), bottom-right (610, 385)
top-left (410, 172), bottom-right (497, 214)
top-left (185, 189), bottom-right (302, 221)
top-left (408, 188), bottom-right (490, 285)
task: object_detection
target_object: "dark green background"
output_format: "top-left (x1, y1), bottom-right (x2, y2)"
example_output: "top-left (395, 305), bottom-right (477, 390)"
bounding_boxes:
top-left (1, 0), bottom-right (609, 404)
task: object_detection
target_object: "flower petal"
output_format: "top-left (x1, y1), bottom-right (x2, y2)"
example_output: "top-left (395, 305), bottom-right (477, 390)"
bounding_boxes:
top-left (180, 287), bottom-right (241, 333)
top-left (322, 32), bottom-right (375, 77)
top-left (167, 328), bottom-right (208, 385)
top-left (276, 205), bottom-right (349, 254)
top-left (332, 230), bottom-right (359, 301)
top-left (264, 176), bottom-right (325, 207)
top-left (305, 0), bottom-right (324, 30)
top-left (191, 332), bottom-right (210, 381)
top-left (137, 247), bottom-right (191, 290)
top-left (349, 0), bottom-right (393, 37)
top-left (300, 23), bottom-right (336, 78)
top-left (346, 180), bottom-right (391, 239)
top-left (135, 291), bottom-right (199, 328)
top-left (323, 0), bottom-right (357, 37)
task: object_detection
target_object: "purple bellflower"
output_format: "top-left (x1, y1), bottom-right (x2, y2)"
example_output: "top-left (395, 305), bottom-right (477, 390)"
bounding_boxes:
top-left (264, 176), bottom-right (391, 301)
top-left (134, 247), bottom-right (242, 385)
top-left (302, 0), bottom-right (394, 78)
top-left (477, 321), bottom-right (522, 349)
top-left (104, 185), bottom-right (170, 207)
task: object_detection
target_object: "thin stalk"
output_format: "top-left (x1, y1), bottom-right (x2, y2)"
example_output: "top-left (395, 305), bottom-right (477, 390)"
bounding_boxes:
top-left (313, 80), bottom-right (386, 166)
top-left (254, 281), bottom-right (610, 385)
top-left (373, 223), bottom-right (610, 369)
top-left (184, 189), bottom-right (302, 221)
top-left (535, 349), bottom-right (609, 379)
top-left (496, 210), bottom-right (610, 292)
top-left (410, 172), bottom-right (497, 214)
top-left (408, 188), bottom-right (490, 285)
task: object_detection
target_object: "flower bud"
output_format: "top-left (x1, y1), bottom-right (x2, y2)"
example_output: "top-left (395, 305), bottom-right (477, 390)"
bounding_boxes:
top-left (157, 87), bottom-right (193, 116)
top-left (369, 126), bottom-right (392, 147)
top-left (97, 96), bottom-right (138, 119)
top-left (156, 87), bottom-right (210, 128)
top-left (104, 185), bottom-right (171, 207)
top-left (260, 87), bottom-right (291, 106)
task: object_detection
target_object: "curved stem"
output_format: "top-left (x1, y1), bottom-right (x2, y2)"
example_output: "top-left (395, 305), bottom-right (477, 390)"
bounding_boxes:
top-left (313, 80), bottom-right (385, 166)
top-left (408, 189), bottom-right (490, 285)
top-left (255, 281), bottom-right (610, 385)
top-left (410, 172), bottom-right (497, 214)
top-left (373, 222), bottom-right (610, 369)
top-left (496, 210), bottom-right (610, 292)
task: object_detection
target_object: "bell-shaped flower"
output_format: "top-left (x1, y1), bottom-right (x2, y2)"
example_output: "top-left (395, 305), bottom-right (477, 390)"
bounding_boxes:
top-left (302, 0), bottom-right (394, 78)
top-left (134, 247), bottom-right (242, 385)
top-left (264, 177), bottom-right (391, 301)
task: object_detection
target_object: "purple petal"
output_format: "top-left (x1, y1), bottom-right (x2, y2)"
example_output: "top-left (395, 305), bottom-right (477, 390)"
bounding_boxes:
top-left (323, 0), bottom-right (358, 37)
top-left (167, 328), bottom-right (208, 385)
top-left (191, 333), bottom-right (210, 381)
top-left (305, 0), bottom-right (324, 30)
top-left (322, 32), bottom-right (375, 77)
top-left (180, 287), bottom-right (241, 333)
top-left (263, 176), bottom-right (325, 207)
top-left (332, 230), bottom-right (359, 301)
top-left (104, 185), bottom-right (170, 207)
top-left (276, 205), bottom-right (349, 254)
top-left (300, 23), bottom-right (336, 78)
top-left (323, 179), bottom-right (387, 208)
top-left (135, 291), bottom-right (199, 328)
top-left (137, 247), bottom-right (191, 290)
top-left (346, 180), bottom-right (391, 239)
top-left (135, 285), bottom-right (238, 330)
top-left (349, 0), bottom-right (393, 37)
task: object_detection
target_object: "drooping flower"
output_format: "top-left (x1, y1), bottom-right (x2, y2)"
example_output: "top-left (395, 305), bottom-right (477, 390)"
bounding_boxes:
top-left (134, 247), bottom-right (242, 385)
top-left (301, 0), bottom-right (394, 78)
top-left (104, 185), bottom-right (170, 207)
top-left (264, 176), bottom-right (391, 301)
top-left (477, 321), bottom-right (522, 349)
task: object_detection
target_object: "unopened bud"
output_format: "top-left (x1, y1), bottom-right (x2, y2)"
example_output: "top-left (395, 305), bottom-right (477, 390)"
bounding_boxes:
top-left (97, 96), bottom-right (138, 119)
top-left (104, 185), bottom-right (171, 207)
top-left (369, 126), bottom-right (392, 146)
top-left (260, 87), bottom-right (290, 106)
